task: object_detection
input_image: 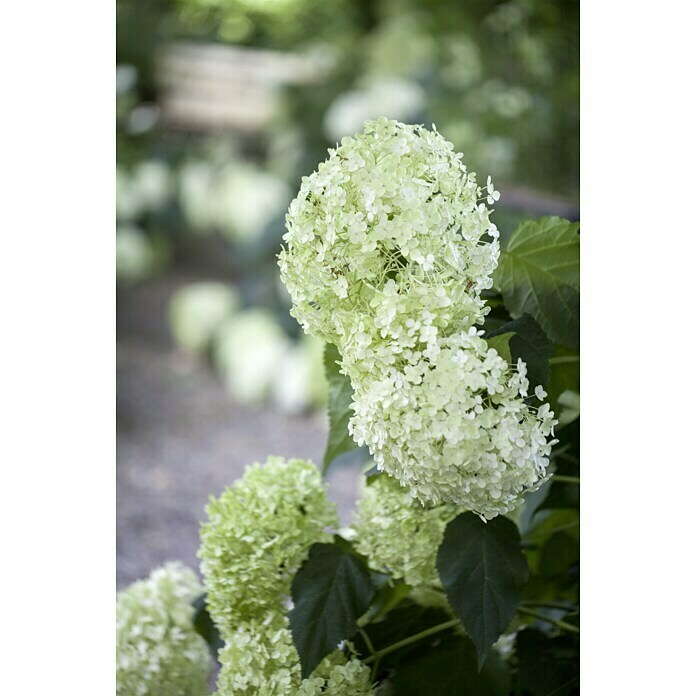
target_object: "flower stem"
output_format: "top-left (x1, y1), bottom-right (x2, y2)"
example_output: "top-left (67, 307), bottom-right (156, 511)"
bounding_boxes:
top-left (363, 618), bottom-right (461, 664)
top-left (548, 355), bottom-right (580, 365)
top-left (552, 475), bottom-right (580, 484)
top-left (517, 606), bottom-right (580, 633)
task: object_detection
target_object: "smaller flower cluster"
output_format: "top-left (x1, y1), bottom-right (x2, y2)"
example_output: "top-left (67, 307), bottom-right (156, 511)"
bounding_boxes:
top-left (216, 616), bottom-right (374, 696)
top-left (199, 457), bottom-right (375, 695)
top-left (116, 562), bottom-right (213, 696)
top-left (349, 329), bottom-right (556, 517)
top-left (199, 456), bottom-right (338, 637)
top-left (352, 474), bottom-right (461, 589)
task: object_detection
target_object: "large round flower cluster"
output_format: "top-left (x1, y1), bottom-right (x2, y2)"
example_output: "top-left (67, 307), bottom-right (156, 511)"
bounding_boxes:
top-left (279, 118), bottom-right (556, 517)
top-left (216, 616), bottom-right (374, 696)
top-left (116, 562), bottom-right (213, 696)
top-left (279, 117), bottom-right (500, 370)
top-left (353, 474), bottom-right (461, 588)
top-left (199, 457), bottom-right (374, 694)
top-left (199, 456), bottom-right (337, 637)
top-left (350, 329), bottom-right (556, 517)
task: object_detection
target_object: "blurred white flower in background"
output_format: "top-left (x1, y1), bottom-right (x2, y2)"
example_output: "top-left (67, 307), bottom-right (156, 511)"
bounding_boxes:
top-left (116, 161), bottom-right (173, 222)
top-left (132, 160), bottom-right (173, 210)
top-left (214, 163), bottom-right (291, 243)
top-left (365, 16), bottom-right (436, 79)
top-left (168, 283), bottom-right (327, 413)
top-left (323, 77), bottom-right (425, 142)
top-left (116, 64), bottom-right (137, 94)
top-left (116, 225), bottom-right (157, 281)
top-left (169, 282), bottom-right (241, 354)
top-left (178, 161), bottom-right (218, 232)
top-left (179, 160), bottom-right (290, 243)
top-left (127, 103), bottom-right (161, 135)
top-left (271, 335), bottom-right (327, 414)
top-left (214, 309), bottom-right (290, 405)
top-left (441, 36), bottom-right (482, 89)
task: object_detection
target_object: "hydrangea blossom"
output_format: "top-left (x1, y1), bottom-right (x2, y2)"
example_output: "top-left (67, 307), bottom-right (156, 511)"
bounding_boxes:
top-left (349, 329), bottom-right (557, 517)
top-left (353, 474), bottom-right (461, 588)
top-left (279, 118), bottom-right (556, 516)
top-left (278, 117), bottom-right (499, 369)
top-left (215, 615), bottom-right (374, 695)
top-left (116, 562), bottom-right (213, 696)
top-left (199, 456), bottom-right (337, 637)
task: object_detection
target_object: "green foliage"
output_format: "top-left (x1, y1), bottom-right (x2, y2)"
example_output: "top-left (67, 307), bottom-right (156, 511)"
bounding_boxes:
top-left (515, 629), bottom-right (580, 695)
top-left (322, 343), bottom-right (359, 473)
top-left (522, 508), bottom-right (579, 607)
top-left (546, 346), bottom-right (580, 415)
top-left (391, 634), bottom-right (511, 696)
top-left (494, 217), bottom-right (580, 350)
top-left (289, 542), bottom-right (376, 679)
top-left (354, 601), bottom-right (457, 671)
top-left (486, 314), bottom-right (553, 390)
top-left (437, 513), bottom-right (529, 666)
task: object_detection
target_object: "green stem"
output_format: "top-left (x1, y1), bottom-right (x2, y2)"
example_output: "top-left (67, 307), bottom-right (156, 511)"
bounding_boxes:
top-left (358, 628), bottom-right (381, 681)
top-left (548, 356), bottom-right (580, 365)
top-left (363, 619), bottom-right (461, 664)
top-left (552, 475), bottom-right (580, 484)
top-left (358, 628), bottom-right (376, 657)
top-left (518, 606), bottom-right (580, 634)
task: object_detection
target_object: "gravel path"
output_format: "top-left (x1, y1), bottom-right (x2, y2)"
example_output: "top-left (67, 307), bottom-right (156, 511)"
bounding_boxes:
top-left (117, 278), bottom-right (362, 589)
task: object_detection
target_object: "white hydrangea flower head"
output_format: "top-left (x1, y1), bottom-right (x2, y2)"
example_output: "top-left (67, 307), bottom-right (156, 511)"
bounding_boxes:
top-left (278, 117), bottom-right (499, 367)
top-left (353, 474), bottom-right (462, 588)
top-left (199, 456), bottom-right (337, 638)
top-left (215, 615), bottom-right (375, 696)
top-left (116, 562), bottom-right (213, 696)
top-left (349, 329), bottom-right (558, 518)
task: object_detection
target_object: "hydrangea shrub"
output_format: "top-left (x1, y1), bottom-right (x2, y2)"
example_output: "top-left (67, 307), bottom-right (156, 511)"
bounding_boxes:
top-left (117, 120), bottom-right (580, 695)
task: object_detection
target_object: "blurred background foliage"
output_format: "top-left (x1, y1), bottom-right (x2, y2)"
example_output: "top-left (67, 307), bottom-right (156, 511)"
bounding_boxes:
top-left (117, 0), bottom-right (578, 413)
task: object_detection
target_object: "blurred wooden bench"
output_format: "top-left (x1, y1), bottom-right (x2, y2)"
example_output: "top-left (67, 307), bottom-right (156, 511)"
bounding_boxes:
top-left (158, 42), bottom-right (321, 132)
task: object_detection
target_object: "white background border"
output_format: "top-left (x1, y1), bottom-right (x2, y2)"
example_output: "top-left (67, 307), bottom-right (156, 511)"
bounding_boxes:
top-left (1, 0), bottom-right (694, 691)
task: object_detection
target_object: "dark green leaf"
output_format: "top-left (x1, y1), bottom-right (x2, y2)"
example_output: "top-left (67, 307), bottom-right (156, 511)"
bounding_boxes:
top-left (192, 593), bottom-right (223, 659)
top-left (494, 217), bottom-right (579, 350)
top-left (437, 513), bottom-right (528, 667)
top-left (486, 314), bottom-right (553, 389)
top-left (322, 343), bottom-right (359, 474)
top-left (289, 542), bottom-right (375, 679)
top-left (515, 629), bottom-right (580, 695)
top-left (392, 634), bottom-right (511, 696)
